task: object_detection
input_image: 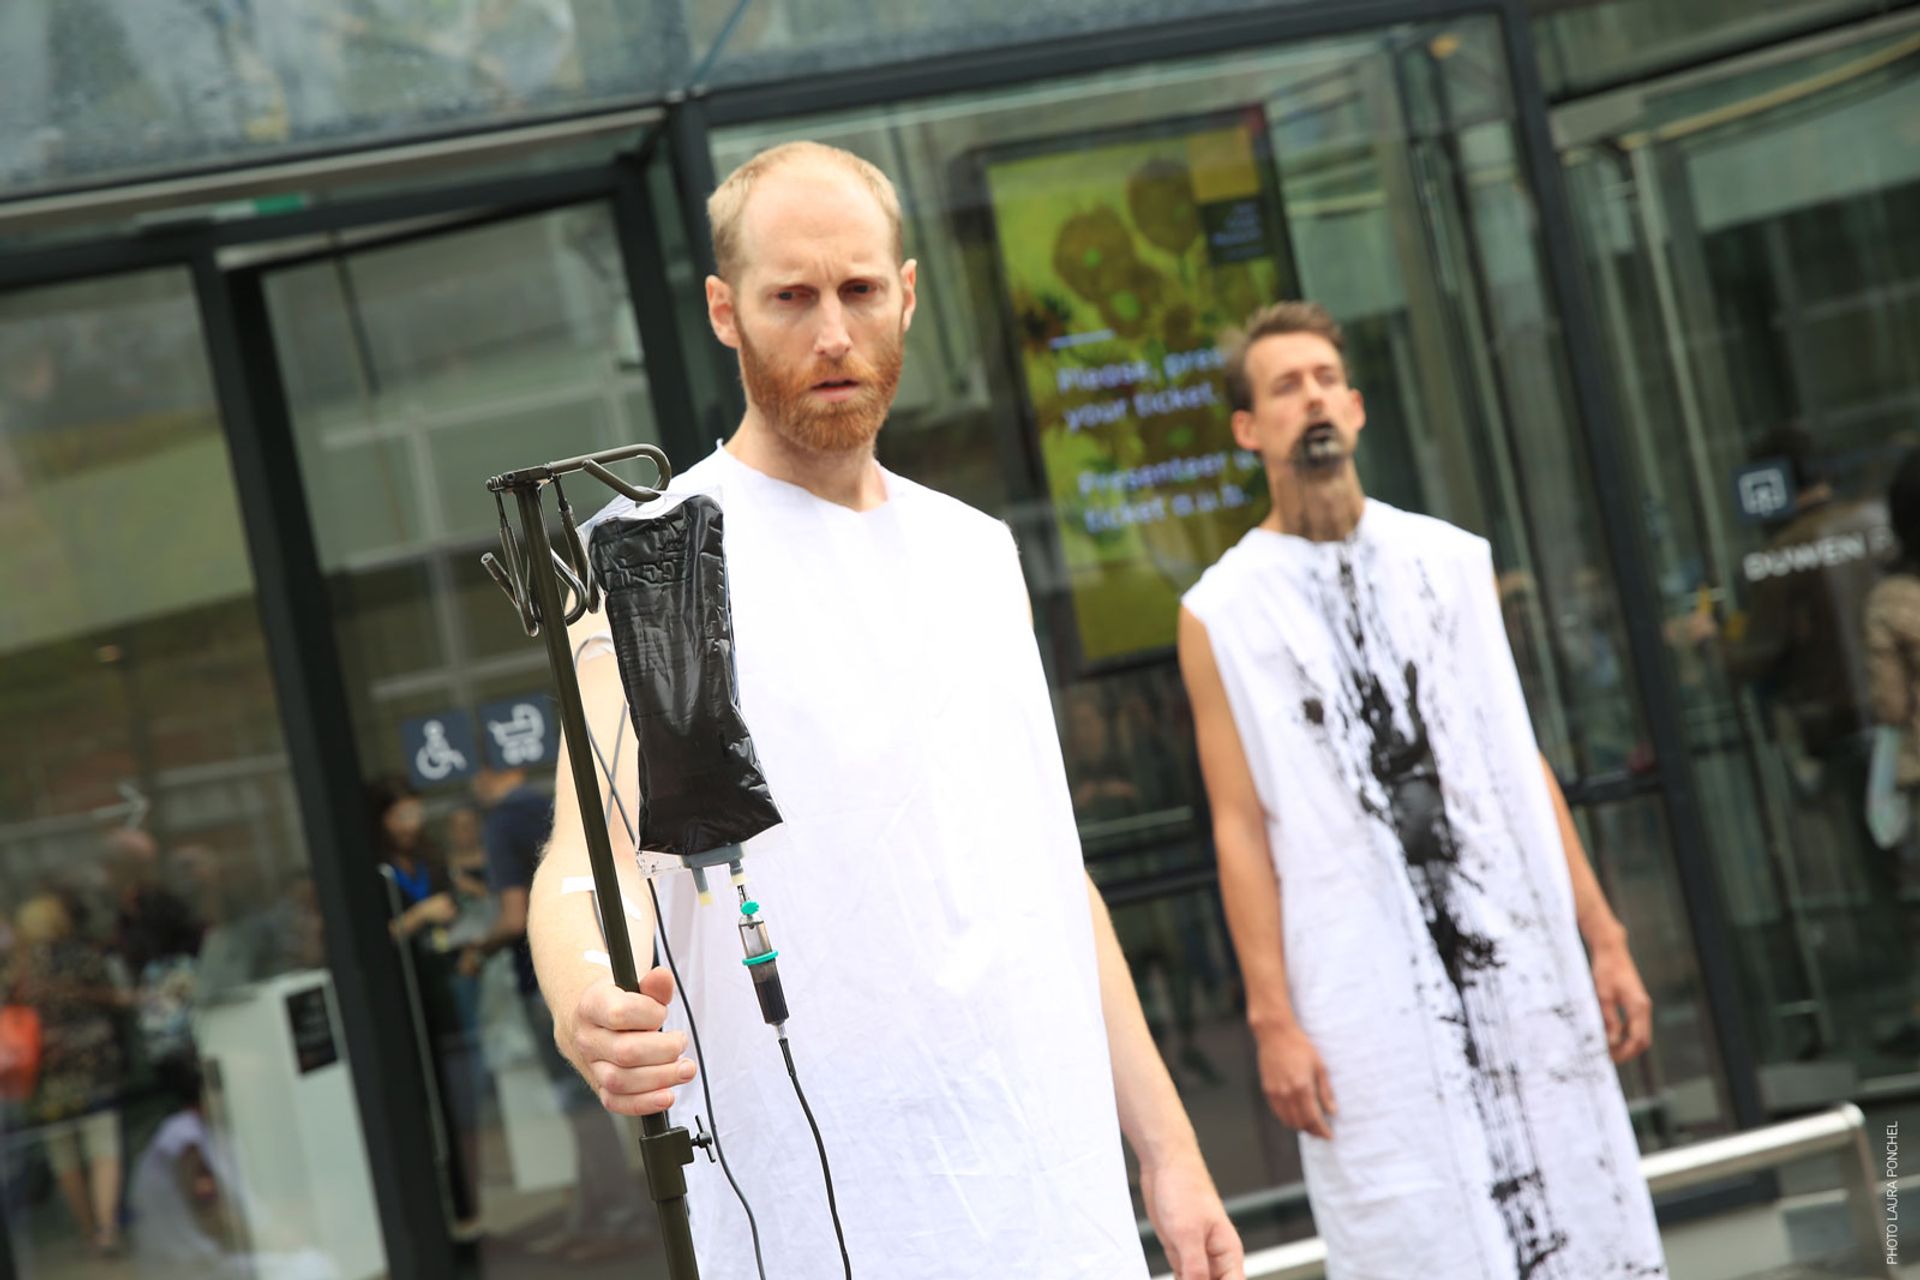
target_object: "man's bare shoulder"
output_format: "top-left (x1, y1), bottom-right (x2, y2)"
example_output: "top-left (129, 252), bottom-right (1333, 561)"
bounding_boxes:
top-left (1369, 501), bottom-right (1487, 561)
top-left (885, 468), bottom-right (1011, 544)
top-left (1182, 531), bottom-right (1273, 625)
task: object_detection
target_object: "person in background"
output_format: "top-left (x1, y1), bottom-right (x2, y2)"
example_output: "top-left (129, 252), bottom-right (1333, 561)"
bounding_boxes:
top-left (444, 806), bottom-right (496, 929)
top-left (369, 778), bottom-right (458, 945)
top-left (1719, 427), bottom-right (1905, 1053)
top-left (129, 1053), bottom-right (335, 1280)
top-left (1867, 446), bottom-right (1920, 810)
top-left (440, 804), bottom-right (500, 1087)
top-left (366, 777), bottom-right (480, 1236)
top-left (130, 1052), bottom-right (248, 1279)
top-left (1179, 300), bottom-right (1663, 1277)
top-left (6, 892), bottom-right (130, 1257)
top-left (105, 830), bottom-right (204, 1069)
top-left (437, 804), bottom-right (496, 1233)
top-left (1724, 427), bottom-right (1887, 786)
top-left (0, 910), bottom-right (27, 1268)
top-left (463, 764), bottom-right (647, 1262)
top-left (460, 768), bottom-right (543, 993)
top-left (1864, 445), bottom-right (1920, 1049)
top-left (105, 829), bottom-right (203, 986)
top-left (533, 140), bottom-right (1241, 1279)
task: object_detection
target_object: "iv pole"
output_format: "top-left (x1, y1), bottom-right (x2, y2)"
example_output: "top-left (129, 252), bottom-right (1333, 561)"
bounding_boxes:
top-left (482, 441), bottom-right (700, 1280)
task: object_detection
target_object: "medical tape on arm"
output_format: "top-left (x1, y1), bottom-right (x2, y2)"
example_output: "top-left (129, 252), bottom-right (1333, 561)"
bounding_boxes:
top-left (559, 871), bottom-right (648, 970)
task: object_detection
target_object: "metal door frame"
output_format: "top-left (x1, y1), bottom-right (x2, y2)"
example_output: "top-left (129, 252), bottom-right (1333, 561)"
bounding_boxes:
top-left (0, 120), bottom-right (706, 1278)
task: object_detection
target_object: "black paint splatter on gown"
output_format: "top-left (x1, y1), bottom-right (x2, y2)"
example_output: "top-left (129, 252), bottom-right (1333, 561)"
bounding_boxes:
top-left (1325, 552), bottom-right (1570, 1279)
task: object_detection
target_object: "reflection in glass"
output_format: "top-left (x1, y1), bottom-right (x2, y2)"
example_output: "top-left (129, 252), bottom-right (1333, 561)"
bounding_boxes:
top-left (1530, 0), bottom-right (1890, 98)
top-left (269, 204), bottom-right (659, 776)
top-left (268, 203), bottom-right (661, 1269)
top-left (1560, 13), bottom-right (1920, 1110)
top-left (0, 272), bottom-right (383, 1278)
top-left (0, 0), bottom-right (666, 196)
top-left (713, 15), bottom-right (1734, 1250)
top-left (1580, 799), bottom-right (1733, 1144)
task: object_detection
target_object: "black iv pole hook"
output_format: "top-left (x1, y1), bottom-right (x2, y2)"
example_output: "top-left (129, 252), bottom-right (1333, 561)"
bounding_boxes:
top-left (481, 443), bottom-right (672, 635)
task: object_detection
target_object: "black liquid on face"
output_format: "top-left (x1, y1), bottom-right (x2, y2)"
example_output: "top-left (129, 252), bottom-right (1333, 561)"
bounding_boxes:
top-left (1328, 553), bottom-right (1569, 1278)
top-left (1292, 421), bottom-right (1345, 474)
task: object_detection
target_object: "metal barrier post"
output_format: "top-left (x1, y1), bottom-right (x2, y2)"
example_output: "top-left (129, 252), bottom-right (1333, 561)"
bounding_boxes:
top-left (1159, 1104), bottom-right (1894, 1280)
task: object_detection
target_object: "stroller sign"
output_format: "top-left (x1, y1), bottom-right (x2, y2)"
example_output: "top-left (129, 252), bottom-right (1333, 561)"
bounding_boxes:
top-left (487, 702), bottom-right (547, 767)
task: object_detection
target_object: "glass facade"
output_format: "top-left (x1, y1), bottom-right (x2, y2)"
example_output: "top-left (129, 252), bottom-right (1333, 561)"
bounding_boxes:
top-left (1529, 0), bottom-right (1900, 96)
top-left (262, 204), bottom-right (668, 1271)
top-left (688, 0), bottom-right (1296, 86)
top-left (0, 272), bottom-right (387, 1278)
top-left (1559, 8), bottom-right (1920, 1111)
top-left (0, 0), bottom-right (673, 197)
top-left (706, 17), bottom-right (1735, 1249)
top-left (1, 0), bottom-right (1912, 1275)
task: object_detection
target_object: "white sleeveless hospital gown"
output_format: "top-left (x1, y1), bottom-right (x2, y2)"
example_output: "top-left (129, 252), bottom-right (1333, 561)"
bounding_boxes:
top-left (1183, 502), bottom-right (1666, 1280)
top-left (587, 446), bottom-right (1149, 1280)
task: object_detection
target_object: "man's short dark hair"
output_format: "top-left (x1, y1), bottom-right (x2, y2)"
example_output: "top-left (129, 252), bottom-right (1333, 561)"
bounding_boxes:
top-left (1753, 424), bottom-right (1825, 490)
top-left (1222, 301), bottom-right (1346, 414)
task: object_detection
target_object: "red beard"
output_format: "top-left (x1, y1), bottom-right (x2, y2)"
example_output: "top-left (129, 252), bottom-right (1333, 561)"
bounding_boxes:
top-left (738, 322), bottom-right (904, 455)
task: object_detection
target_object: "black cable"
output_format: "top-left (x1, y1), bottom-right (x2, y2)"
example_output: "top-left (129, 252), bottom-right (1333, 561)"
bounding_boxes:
top-left (646, 875), bottom-right (769, 1280)
top-left (582, 641), bottom-right (849, 1278)
top-left (582, 686), bottom-right (768, 1280)
top-left (780, 1035), bottom-right (852, 1279)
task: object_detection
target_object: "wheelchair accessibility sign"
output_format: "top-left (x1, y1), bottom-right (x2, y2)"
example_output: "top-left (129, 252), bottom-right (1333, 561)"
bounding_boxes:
top-left (402, 711), bottom-right (477, 788)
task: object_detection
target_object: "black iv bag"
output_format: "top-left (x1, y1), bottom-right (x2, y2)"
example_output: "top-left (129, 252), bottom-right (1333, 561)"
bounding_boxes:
top-left (588, 494), bottom-right (782, 856)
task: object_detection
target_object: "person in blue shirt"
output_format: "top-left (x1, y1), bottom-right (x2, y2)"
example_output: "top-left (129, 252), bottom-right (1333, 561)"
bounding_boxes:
top-left (464, 766), bottom-right (647, 1262)
top-left (368, 777), bottom-right (481, 1234)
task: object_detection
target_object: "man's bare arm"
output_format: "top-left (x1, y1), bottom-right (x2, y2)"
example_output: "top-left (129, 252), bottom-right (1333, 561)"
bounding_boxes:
top-left (1540, 756), bottom-right (1652, 1062)
top-left (1085, 876), bottom-right (1243, 1279)
top-left (1540, 757), bottom-right (1624, 950)
top-left (526, 620), bottom-right (692, 1113)
top-left (1177, 607), bottom-right (1334, 1138)
top-left (1177, 608), bottom-right (1290, 1033)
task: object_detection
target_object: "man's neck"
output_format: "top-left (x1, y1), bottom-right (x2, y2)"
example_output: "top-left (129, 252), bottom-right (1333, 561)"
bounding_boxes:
top-left (727, 411), bottom-right (888, 511)
top-left (1263, 467), bottom-right (1366, 543)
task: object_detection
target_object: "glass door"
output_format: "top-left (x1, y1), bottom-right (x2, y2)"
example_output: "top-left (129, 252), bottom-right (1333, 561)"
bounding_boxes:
top-left (705, 11), bottom-right (1740, 1259)
top-left (0, 271), bottom-right (388, 1279)
top-left (1558, 11), bottom-right (1920, 1111)
top-left (233, 200), bottom-right (677, 1276)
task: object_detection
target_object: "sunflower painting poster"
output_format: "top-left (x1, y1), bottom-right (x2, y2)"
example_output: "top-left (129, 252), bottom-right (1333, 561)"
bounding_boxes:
top-left (978, 108), bottom-right (1297, 665)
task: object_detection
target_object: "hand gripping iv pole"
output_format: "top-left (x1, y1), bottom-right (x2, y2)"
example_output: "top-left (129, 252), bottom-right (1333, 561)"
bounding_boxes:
top-left (480, 442), bottom-right (701, 1280)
